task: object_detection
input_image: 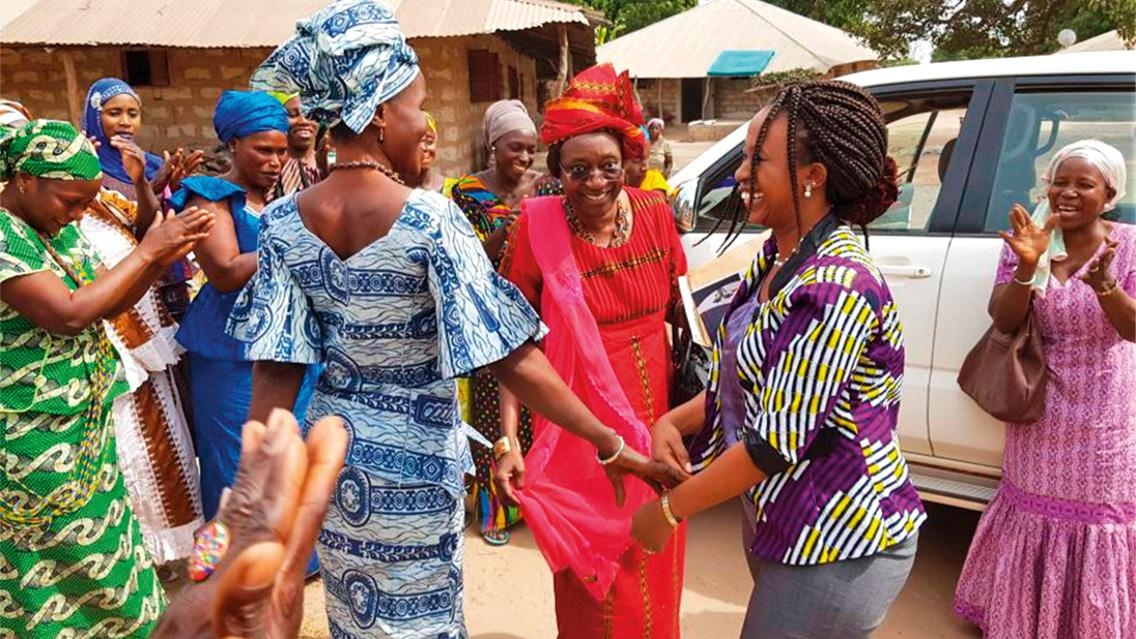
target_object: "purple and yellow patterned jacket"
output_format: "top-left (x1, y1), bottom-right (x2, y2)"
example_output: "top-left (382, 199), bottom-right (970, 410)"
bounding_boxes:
top-left (689, 215), bottom-right (926, 565)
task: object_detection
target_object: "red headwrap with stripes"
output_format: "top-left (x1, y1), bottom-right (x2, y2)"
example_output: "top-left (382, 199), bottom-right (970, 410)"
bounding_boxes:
top-left (540, 63), bottom-right (647, 160)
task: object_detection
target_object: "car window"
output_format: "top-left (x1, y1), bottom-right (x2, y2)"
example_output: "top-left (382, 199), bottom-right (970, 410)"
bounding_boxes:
top-left (686, 91), bottom-right (975, 236)
top-left (872, 95), bottom-right (971, 232)
top-left (691, 151), bottom-right (745, 233)
top-left (983, 90), bottom-right (1136, 233)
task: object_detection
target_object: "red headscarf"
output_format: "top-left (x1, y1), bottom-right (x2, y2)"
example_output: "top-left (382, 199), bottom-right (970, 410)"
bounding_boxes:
top-left (541, 63), bottom-right (647, 161)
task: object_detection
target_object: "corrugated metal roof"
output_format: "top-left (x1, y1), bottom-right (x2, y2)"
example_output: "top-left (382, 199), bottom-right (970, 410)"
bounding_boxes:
top-left (597, 0), bottom-right (876, 79)
top-left (1059, 30), bottom-right (1132, 54)
top-left (0, 0), bottom-right (590, 47)
top-left (0, 0), bottom-right (40, 30)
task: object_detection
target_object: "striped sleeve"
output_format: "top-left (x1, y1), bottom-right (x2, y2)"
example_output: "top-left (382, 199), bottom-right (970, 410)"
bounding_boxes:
top-left (739, 281), bottom-right (878, 474)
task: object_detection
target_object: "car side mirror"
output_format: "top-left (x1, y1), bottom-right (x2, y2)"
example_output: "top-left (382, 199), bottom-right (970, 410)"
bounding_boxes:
top-left (671, 179), bottom-right (699, 233)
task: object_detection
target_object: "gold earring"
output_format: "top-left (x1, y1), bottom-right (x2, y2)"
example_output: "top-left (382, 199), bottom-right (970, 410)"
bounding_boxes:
top-left (378, 127), bottom-right (386, 145)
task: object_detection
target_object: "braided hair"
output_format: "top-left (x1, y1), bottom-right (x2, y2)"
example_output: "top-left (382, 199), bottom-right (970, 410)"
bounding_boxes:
top-left (741, 80), bottom-right (899, 243)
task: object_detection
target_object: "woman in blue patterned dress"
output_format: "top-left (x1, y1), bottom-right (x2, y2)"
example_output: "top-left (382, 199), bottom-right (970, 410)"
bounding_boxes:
top-left (230, 3), bottom-right (682, 638)
top-left (171, 90), bottom-right (318, 522)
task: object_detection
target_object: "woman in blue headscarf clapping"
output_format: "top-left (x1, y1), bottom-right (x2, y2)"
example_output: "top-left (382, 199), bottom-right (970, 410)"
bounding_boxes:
top-left (83, 78), bottom-right (204, 203)
top-left (170, 90), bottom-right (319, 529)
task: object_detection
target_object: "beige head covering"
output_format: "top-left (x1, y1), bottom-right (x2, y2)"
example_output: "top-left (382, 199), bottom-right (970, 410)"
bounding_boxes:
top-left (483, 99), bottom-right (536, 151)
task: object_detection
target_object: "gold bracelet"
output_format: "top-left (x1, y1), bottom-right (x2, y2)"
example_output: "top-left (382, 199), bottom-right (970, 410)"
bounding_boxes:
top-left (660, 493), bottom-right (682, 528)
top-left (492, 436), bottom-right (512, 461)
top-left (1095, 280), bottom-right (1119, 298)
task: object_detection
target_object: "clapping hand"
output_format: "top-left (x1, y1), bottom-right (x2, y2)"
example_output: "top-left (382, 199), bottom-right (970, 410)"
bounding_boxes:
top-left (139, 206), bottom-right (214, 267)
top-left (999, 203), bottom-right (1057, 267)
top-left (151, 411), bottom-right (348, 639)
top-left (152, 148), bottom-right (206, 195)
top-left (1080, 236), bottom-right (1119, 293)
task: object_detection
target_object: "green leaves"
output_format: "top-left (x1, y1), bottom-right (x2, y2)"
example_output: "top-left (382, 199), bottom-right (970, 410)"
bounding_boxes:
top-left (566, 0), bottom-right (698, 44)
top-left (767, 0), bottom-right (1133, 60)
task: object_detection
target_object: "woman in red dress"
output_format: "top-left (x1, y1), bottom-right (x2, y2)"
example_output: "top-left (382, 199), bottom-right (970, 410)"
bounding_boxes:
top-left (496, 63), bottom-right (688, 638)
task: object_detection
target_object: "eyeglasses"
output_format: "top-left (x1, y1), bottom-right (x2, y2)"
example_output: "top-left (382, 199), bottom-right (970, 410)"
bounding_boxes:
top-left (560, 161), bottom-right (623, 183)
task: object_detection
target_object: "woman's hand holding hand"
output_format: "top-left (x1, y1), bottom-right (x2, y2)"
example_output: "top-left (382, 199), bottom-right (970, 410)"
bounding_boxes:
top-left (650, 418), bottom-right (692, 476)
top-left (999, 203), bottom-right (1056, 268)
top-left (138, 206), bottom-right (215, 267)
top-left (602, 440), bottom-right (689, 506)
top-left (631, 498), bottom-right (676, 554)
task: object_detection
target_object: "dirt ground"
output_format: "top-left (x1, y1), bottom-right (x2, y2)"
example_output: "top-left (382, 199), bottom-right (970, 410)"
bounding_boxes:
top-left (295, 502), bottom-right (984, 638)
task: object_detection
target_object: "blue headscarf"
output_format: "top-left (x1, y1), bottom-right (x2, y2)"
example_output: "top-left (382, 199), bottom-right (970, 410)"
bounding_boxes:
top-left (213, 90), bottom-right (290, 144)
top-left (250, 0), bottom-right (419, 134)
top-left (82, 77), bottom-right (163, 184)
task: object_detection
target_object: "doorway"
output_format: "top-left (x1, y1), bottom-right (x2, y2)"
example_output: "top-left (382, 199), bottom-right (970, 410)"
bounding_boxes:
top-left (682, 78), bottom-right (704, 123)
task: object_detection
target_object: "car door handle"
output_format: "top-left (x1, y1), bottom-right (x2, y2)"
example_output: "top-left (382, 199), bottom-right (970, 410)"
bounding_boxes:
top-left (878, 265), bottom-right (933, 279)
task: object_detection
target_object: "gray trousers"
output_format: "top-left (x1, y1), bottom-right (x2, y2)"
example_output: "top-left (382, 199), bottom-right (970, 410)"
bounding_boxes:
top-left (739, 525), bottom-right (918, 639)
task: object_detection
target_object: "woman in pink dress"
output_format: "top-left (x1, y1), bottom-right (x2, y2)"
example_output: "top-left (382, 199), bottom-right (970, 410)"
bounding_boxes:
top-left (955, 139), bottom-right (1136, 638)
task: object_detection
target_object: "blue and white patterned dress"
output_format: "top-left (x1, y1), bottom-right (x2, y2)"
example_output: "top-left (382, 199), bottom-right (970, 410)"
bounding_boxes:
top-left (228, 189), bottom-right (544, 638)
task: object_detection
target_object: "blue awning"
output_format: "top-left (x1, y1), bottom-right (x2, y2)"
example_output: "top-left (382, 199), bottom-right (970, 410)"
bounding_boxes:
top-left (707, 50), bottom-right (775, 77)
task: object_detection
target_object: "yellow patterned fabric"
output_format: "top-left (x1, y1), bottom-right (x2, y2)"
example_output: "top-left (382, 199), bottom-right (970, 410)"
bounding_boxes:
top-left (0, 208), bottom-right (163, 637)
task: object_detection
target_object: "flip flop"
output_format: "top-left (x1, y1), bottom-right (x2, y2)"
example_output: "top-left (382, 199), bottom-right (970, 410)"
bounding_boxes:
top-left (482, 529), bottom-right (511, 546)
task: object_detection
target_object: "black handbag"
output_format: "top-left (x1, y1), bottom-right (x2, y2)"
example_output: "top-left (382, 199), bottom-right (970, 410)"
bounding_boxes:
top-left (671, 311), bottom-right (710, 408)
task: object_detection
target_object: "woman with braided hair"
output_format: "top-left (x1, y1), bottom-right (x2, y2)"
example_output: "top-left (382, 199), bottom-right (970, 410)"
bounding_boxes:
top-left (632, 79), bottom-right (926, 638)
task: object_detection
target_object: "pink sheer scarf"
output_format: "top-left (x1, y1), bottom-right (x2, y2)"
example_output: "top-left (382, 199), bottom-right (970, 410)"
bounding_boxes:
top-left (515, 196), bottom-right (655, 600)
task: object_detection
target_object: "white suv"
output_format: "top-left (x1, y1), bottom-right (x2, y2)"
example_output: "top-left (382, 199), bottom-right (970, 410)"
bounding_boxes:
top-left (671, 52), bottom-right (1136, 510)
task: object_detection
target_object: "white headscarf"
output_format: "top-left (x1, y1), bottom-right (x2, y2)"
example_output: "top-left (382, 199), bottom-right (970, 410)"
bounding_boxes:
top-left (1027, 139), bottom-right (1127, 291)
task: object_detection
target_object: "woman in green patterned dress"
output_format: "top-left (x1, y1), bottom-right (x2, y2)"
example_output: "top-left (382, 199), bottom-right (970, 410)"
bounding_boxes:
top-left (0, 120), bottom-right (213, 638)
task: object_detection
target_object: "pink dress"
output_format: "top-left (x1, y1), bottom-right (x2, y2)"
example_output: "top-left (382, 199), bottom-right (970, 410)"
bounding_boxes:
top-left (955, 222), bottom-right (1136, 638)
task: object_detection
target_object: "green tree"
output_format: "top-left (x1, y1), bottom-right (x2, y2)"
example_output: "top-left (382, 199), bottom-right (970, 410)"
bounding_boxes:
top-left (766, 0), bottom-right (1134, 60)
top-left (567, 0), bottom-right (698, 44)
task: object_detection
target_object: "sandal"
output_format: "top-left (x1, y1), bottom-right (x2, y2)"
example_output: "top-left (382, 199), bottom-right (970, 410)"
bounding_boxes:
top-left (482, 529), bottom-right (511, 546)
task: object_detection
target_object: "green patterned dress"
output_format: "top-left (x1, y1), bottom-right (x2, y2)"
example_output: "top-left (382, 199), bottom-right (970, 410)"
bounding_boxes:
top-left (0, 208), bottom-right (165, 638)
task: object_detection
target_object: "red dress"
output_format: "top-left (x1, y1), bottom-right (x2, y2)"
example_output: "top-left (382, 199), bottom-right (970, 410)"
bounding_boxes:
top-left (501, 188), bottom-right (688, 638)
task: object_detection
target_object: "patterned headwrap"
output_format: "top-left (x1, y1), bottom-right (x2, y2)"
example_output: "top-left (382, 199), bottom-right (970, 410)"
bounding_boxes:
top-left (0, 119), bottom-right (103, 181)
top-left (250, 0), bottom-right (420, 134)
top-left (0, 99), bottom-right (32, 129)
top-left (213, 90), bottom-right (290, 144)
top-left (1027, 139), bottom-right (1128, 292)
top-left (541, 63), bottom-right (647, 161)
top-left (267, 90), bottom-right (300, 106)
top-left (82, 78), bottom-right (163, 183)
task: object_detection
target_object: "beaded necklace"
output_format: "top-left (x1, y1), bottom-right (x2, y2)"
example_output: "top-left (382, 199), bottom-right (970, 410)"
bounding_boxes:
top-left (564, 195), bottom-right (632, 248)
top-left (329, 160), bottom-right (405, 184)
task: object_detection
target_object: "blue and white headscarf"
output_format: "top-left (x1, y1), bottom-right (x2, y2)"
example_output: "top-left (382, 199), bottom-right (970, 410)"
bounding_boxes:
top-left (83, 77), bottom-right (163, 184)
top-left (250, 0), bottom-right (419, 134)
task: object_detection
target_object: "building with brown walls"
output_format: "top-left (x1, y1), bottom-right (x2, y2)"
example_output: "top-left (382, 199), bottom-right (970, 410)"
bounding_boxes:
top-left (0, 0), bottom-right (599, 177)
